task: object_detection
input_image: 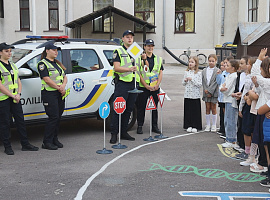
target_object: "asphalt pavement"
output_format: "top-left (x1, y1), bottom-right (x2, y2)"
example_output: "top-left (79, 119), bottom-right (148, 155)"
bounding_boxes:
top-left (1, 65), bottom-right (270, 200)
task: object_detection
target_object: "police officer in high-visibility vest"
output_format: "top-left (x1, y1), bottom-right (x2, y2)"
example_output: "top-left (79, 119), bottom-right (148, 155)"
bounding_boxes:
top-left (110, 30), bottom-right (144, 144)
top-left (136, 39), bottom-right (164, 135)
top-left (37, 43), bottom-right (67, 150)
top-left (0, 43), bottom-right (39, 155)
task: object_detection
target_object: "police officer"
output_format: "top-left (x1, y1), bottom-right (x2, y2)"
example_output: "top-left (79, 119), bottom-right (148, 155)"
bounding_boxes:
top-left (37, 43), bottom-right (67, 150)
top-left (110, 30), bottom-right (143, 144)
top-left (136, 39), bottom-right (164, 134)
top-left (0, 43), bottom-right (39, 155)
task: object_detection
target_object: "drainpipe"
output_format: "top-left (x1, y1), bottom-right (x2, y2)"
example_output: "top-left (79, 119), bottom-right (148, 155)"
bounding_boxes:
top-left (162, 0), bottom-right (166, 47)
top-left (65, 0), bottom-right (68, 35)
top-left (221, 0), bottom-right (225, 36)
top-left (32, 0), bottom-right (36, 35)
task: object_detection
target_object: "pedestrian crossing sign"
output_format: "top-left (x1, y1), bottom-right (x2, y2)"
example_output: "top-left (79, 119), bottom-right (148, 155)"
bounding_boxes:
top-left (127, 42), bottom-right (143, 60)
top-left (146, 96), bottom-right (156, 110)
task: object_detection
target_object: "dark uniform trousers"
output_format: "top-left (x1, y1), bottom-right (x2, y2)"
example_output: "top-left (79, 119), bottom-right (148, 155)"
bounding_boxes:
top-left (136, 87), bottom-right (159, 127)
top-left (0, 98), bottom-right (29, 147)
top-left (111, 80), bottom-right (138, 135)
top-left (41, 90), bottom-right (65, 143)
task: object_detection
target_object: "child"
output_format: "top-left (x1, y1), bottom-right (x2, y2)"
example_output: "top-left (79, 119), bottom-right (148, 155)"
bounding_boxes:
top-left (237, 56), bottom-right (257, 160)
top-left (216, 57), bottom-right (232, 138)
top-left (202, 54), bottom-right (219, 132)
top-left (182, 56), bottom-right (202, 133)
top-left (220, 60), bottom-right (239, 148)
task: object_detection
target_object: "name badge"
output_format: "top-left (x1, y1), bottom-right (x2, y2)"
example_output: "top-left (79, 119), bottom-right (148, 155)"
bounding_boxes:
top-left (48, 68), bottom-right (56, 71)
top-left (2, 72), bottom-right (10, 76)
top-left (121, 54), bottom-right (128, 57)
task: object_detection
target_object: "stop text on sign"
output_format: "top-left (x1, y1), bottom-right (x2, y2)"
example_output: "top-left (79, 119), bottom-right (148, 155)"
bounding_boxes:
top-left (114, 102), bottom-right (126, 109)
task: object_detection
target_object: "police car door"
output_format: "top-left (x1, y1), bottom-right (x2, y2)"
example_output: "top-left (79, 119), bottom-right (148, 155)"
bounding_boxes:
top-left (65, 49), bottom-right (112, 116)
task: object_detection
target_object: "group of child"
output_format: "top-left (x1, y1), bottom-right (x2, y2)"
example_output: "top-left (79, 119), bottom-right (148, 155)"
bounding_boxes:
top-left (182, 48), bottom-right (270, 188)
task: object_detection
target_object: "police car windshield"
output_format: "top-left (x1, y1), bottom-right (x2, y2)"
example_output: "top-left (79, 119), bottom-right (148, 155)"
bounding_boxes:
top-left (11, 48), bottom-right (33, 63)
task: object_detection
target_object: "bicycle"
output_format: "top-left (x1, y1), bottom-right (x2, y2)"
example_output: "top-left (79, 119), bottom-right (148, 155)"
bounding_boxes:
top-left (179, 47), bottom-right (207, 65)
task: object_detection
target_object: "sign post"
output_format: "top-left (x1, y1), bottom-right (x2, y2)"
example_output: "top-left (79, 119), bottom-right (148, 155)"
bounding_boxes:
top-left (96, 102), bottom-right (113, 154)
top-left (143, 96), bottom-right (158, 142)
top-left (155, 93), bottom-right (168, 139)
top-left (112, 97), bottom-right (127, 149)
top-left (127, 42), bottom-right (144, 94)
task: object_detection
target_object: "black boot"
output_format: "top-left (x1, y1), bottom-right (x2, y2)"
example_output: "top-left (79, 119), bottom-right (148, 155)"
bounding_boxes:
top-left (121, 133), bottom-right (135, 141)
top-left (152, 125), bottom-right (161, 134)
top-left (137, 126), bottom-right (143, 134)
top-left (110, 134), bottom-right (117, 144)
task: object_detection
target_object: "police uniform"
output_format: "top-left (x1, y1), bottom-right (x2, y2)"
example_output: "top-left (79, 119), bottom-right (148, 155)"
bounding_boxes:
top-left (37, 53), bottom-right (65, 150)
top-left (136, 39), bottom-right (164, 134)
top-left (110, 30), bottom-right (141, 143)
top-left (0, 43), bottom-right (38, 155)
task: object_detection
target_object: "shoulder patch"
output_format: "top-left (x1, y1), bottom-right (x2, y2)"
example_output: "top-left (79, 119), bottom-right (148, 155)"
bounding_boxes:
top-left (113, 53), bottom-right (117, 59)
top-left (39, 64), bottom-right (45, 71)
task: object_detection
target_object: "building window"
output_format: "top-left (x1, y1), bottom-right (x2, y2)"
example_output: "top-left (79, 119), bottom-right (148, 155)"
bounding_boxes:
top-left (248, 0), bottom-right (258, 22)
top-left (93, 0), bottom-right (114, 33)
top-left (48, 0), bottom-right (59, 30)
top-left (19, 0), bottom-right (30, 30)
top-left (175, 0), bottom-right (195, 33)
top-left (134, 0), bottom-right (155, 32)
top-left (0, 0), bottom-right (4, 18)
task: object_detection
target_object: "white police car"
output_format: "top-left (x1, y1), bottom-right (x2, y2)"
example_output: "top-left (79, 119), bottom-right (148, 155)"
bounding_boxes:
top-left (11, 36), bottom-right (136, 130)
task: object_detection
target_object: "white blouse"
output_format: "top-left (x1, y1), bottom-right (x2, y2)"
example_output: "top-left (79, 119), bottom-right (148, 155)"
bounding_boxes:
top-left (251, 59), bottom-right (270, 109)
top-left (239, 74), bottom-right (254, 112)
top-left (182, 70), bottom-right (202, 99)
top-left (206, 67), bottom-right (214, 85)
top-left (220, 72), bottom-right (238, 107)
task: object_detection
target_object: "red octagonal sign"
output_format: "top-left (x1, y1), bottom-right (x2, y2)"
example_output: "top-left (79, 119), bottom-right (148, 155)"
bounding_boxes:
top-left (114, 97), bottom-right (126, 114)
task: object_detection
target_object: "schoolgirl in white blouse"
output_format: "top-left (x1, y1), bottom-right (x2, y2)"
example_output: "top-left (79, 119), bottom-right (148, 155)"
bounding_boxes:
top-left (182, 56), bottom-right (202, 133)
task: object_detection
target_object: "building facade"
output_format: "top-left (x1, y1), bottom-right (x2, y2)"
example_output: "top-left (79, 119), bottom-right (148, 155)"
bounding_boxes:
top-left (0, 0), bottom-right (269, 63)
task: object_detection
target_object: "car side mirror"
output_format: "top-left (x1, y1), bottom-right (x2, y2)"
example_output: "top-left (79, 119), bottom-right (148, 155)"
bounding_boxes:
top-left (18, 68), bottom-right (33, 77)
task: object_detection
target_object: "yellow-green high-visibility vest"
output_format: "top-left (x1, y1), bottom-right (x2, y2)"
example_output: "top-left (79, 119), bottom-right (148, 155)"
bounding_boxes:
top-left (37, 59), bottom-right (65, 91)
top-left (139, 54), bottom-right (162, 87)
top-left (113, 47), bottom-right (141, 82)
top-left (0, 62), bottom-right (19, 101)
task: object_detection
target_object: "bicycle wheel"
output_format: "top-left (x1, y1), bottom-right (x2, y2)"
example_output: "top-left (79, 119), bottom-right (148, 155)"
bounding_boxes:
top-left (179, 54), bottom-right (189, 64)
top-left (197, 54), bottom-right (207, 65)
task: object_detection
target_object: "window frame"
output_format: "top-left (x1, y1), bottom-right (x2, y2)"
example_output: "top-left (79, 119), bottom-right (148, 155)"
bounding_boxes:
top-left (248, 0), bottom-right (258, 22)
top-left (0, 0), bottom-right (4, 18)
top-left (19, 0), bottom-right (30, 31)
top-left (134, 0), bottom-right (155, 33)
top-left (48, 0), bottom-right (59, 30)
top-left (175, 0), bottom-right (195, 34)
top-left (92, 0), bottom-right (114, 33)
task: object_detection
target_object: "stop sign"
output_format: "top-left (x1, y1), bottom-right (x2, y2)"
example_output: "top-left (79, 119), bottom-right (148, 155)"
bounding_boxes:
top-left (114, 97), bottom-right (126, 114)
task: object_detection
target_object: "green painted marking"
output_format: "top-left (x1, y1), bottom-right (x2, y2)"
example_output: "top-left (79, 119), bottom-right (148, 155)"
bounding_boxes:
top-left (141, 163), bottom-right (265, 183)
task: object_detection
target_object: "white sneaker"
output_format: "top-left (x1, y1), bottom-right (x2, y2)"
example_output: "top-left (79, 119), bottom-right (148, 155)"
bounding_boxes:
top-left (205, 125), bottom-right (210, 132)
top-left (187, 127), bottom-right (192, 132)
top-left (221, 142), bottom-right (236, 148)
top-left (240, 156), bottom-right (255, 166)
top-left (233, 144), bottom-right (245, 153)
top-left (211, 125), bottom-right (217, 132)
top-left (191, 128), bottom-right (197, 133)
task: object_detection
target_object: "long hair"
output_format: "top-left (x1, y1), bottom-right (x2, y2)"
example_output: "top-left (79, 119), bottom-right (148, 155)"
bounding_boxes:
top-left (248, 56), bottom-right (257, 74)
top-left (229, 59), bottom-right (239, 72)
top-left (260, 58), bottom-right (270, 78)
top-left (41, 50), bottom-right (66, 70)
top-left (186, 56), bottom-right (199, 74)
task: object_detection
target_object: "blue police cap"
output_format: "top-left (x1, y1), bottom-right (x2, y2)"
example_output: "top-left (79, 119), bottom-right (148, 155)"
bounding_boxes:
top-left (144, 39), bottom-right (155, 46)
top-left (0, 43), bottom-right (14, 51)
top-left (45, 43), bottom-right (61, 50)
top-left (122, 30), bottom-right (135, 37)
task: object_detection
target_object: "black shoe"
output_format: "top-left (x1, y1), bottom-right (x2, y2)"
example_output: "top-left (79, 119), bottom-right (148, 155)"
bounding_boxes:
top-left (110, 134), bottom-right (117, 144)
top-left (22, 143), bottom-right (39, 151)
top-left (152, 125), bottom-right (161, 134)
top-left (137, 126), bottom-right (143, 134)
top-left (260, 178), bottom-right (270, 187)
top-left (42, 143), bottom-right (58, 150)
top-left (121, 133), bottom-right (135, 141)
top-left (4, 147), bottom-right (14, 155)
top-left (260, 171), bottom-right (269, 177)
top-left (53, 140), bottom-right (63, 148)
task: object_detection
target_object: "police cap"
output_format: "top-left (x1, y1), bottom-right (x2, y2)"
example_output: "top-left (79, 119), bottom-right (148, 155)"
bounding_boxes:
top-left (45, 43), bottom-right (61, 50)
top-left (0, 43), bottom-right (14, 51)
top-left (122, 30), bottom-right (135, 37)
top-left (144, 39), bottom-right (155, 46)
